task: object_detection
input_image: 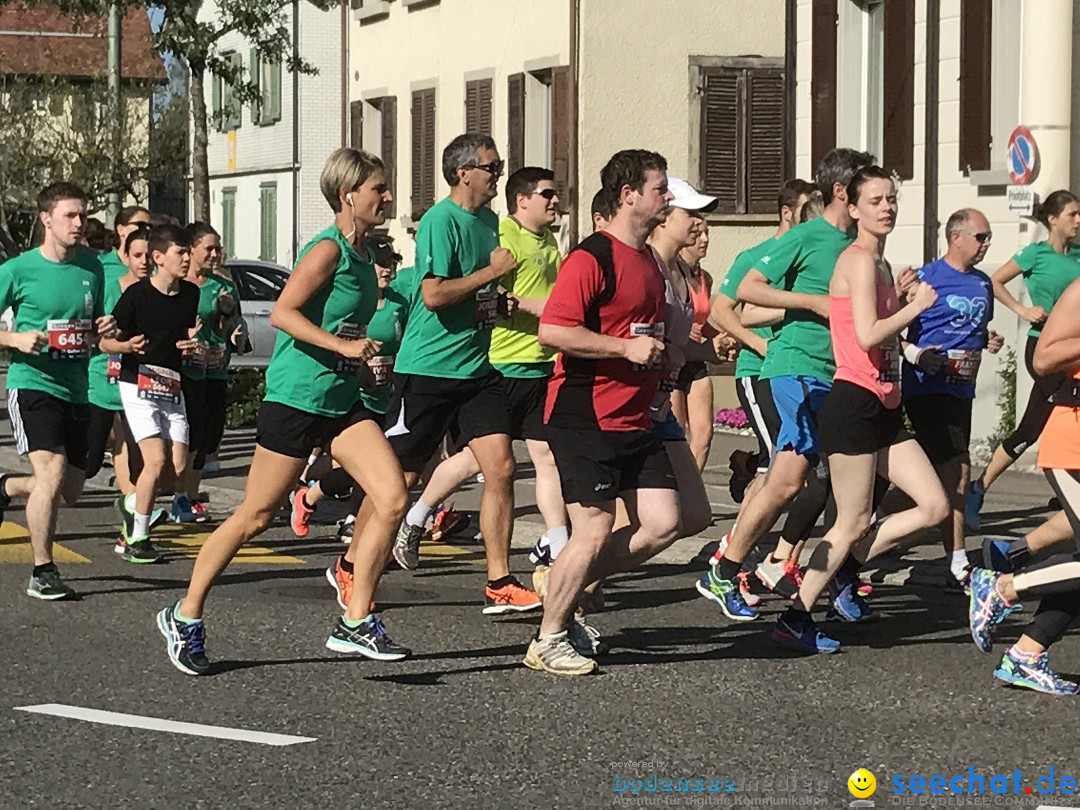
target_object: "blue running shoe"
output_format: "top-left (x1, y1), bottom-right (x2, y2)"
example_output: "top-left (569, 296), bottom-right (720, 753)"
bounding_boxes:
top-left (968, 567), bottom-right (1020, 653)
top-left (772, 614), bottom-right (840, 654)
top-left (981, 538), bottom-right (1014, 573)
top-left (825, 577), bottom-right (873, 622)
top-left (994, 646), bottom-right (1079, 695)
top-left (695, 566), bottom-right (758, 621)
top-left (170, 493), bottom-right (197, 523)
top-left (965, 480), bottom-right (985, 532)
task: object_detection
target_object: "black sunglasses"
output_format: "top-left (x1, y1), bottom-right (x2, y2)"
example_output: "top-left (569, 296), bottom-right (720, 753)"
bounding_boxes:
top-left (529, 188), bottom-right (558, 200)
top-left (966, 231), bottom-right (992, 244)
top-left (464, 160), bottom-right (505, 176)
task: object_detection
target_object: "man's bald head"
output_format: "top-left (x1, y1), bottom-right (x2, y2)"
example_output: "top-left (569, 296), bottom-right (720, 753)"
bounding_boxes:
top-left (944, 207), bottom-right (992, 267)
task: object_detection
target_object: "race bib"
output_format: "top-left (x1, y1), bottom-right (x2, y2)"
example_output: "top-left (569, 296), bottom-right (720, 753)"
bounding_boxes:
top-left (629, 322), bottom-right (665, 371)
top-left (944, 349), bottom-right (982, 384)
top-left (106, 354), bottom-right (121, 385)
top-left (474, 289), bottom-right (499, 331)
top-left (878, 339), bottom-right (902, 384)
top-left (183, 340), bottom-right (208, 369)
top-left (46, 318), bottom-right (92, 360)
top-left (205, 343), bottom-right (227, 371)
top-left (335, 322), bottom-right (367, 373)
top-left (367, 355), bottom-right (394, 388)
top-left (137, 364), bottom-right (181, 403)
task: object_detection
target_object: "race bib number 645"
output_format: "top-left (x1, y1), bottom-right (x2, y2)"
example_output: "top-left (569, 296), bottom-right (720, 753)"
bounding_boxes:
top-left (47, 318), bottom-right (92, 360)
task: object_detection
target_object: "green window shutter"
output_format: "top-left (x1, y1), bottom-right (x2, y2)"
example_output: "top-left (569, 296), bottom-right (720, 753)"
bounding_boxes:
top-left (222, 189), bottom-right (236, 258)
top-left (260, 185), bottom-right (277, 263)
top-left (211, 70), bottom-right (222, 132)
top-left (270, 60), bottom-right (282, 122)
top-left (250, 48), bottom-right (261, 125)
top-left (230, 52), bottom-right (243, 130)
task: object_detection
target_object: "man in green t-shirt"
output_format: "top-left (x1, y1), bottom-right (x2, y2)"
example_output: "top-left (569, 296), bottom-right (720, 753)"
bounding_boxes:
top-left (386, 133), bottom-right (541, 615)
top-left (0, 182), bottom-right (118, 600)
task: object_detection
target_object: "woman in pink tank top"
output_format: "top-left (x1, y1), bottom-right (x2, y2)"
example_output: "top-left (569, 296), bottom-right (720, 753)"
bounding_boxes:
top-left (776, 166), bottom-right (951, 653)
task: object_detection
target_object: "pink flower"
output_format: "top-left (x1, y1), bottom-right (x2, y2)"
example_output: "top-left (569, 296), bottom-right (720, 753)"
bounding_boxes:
top-left (714, 407), bottom-right (748, 428)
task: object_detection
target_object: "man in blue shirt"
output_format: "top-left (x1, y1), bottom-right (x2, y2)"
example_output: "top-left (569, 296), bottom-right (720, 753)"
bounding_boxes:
top-left (903, 208), bottom-right (1004, 591)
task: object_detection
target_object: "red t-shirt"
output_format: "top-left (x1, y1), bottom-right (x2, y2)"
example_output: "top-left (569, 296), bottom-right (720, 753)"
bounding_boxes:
top-left (542, 231), bottom-right (666, 431)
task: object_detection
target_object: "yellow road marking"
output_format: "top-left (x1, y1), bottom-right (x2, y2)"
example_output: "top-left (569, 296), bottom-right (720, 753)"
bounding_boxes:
top-left (0, 522), bottom-right (91, 564)
top-left (152, 523), bottom-right (304, 564)
top-left (420, 539), bottom-right (475, 557)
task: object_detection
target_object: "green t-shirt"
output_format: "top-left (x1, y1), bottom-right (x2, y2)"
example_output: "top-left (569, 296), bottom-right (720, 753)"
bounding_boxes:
top-left (206, 274), bottom-right (239, 380)
top-left (717, 238), bottom-right (775, 380)
top-left (488, 217), bottom-right (560, 368)
top-left (181, 274), bottom-right (228, 381)
top-left (99, 250), bottom-right (126, 284)
top-left (395, 197), bottom-right (500, 380)
top-left (88, 273), bottom-right (126, 410)
top-left (756, 217), bottom-right (853, 381)
top-left (1014, 241), bottom-right (1080, 337)
top-left (263, 225), bottom-right (378, 417)
top-left (0, 247), bottom-right (105, 404)
top-left (358, 274), bottom-right (410, 415)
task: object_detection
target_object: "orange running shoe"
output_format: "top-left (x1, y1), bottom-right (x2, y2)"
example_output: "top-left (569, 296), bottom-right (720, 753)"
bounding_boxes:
top-left (429, 503), bottom-right (470, 542)
top-left (482, 578), bottom-right (542, 615)
top-left (325, 557), bottom-right (375, 613)
top-left (290, 486), bottom-right (313, 538)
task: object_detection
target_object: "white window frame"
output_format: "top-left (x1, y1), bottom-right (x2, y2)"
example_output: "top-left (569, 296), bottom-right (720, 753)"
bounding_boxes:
top-left (836, 0), bottom-right (885, 157)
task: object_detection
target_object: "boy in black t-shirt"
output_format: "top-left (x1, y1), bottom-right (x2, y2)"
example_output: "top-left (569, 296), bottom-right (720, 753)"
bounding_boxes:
top-left (101, 225), bottom-right (200, 562)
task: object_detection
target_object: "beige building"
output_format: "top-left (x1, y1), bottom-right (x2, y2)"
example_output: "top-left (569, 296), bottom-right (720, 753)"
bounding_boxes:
top-left (795, 0), bottom-right (1077, 444)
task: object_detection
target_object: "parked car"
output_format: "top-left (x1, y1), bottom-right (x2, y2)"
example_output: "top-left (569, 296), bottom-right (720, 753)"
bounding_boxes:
top-left (223, 259), bottom-right (291, 368)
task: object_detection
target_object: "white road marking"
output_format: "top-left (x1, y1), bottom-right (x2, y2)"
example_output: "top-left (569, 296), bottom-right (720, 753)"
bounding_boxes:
top-left (13, 704), bottom-right (316, 746)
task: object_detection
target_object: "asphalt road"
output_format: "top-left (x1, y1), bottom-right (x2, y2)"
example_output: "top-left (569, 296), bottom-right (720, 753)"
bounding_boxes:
top-left (0, 432), bottom-right (1077, 809)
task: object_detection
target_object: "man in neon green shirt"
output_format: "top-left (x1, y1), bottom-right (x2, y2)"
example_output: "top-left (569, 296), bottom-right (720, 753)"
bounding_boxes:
top-left (0, 182), bottom-right (118, 600)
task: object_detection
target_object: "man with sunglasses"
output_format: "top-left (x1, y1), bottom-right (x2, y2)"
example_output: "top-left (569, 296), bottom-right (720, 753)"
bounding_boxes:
top-left (902, 207), bottom-right (1004, 592)
top-left (387, 133), bottom-right (542, 615)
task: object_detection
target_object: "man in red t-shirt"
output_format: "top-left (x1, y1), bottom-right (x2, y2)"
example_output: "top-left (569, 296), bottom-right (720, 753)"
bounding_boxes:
top-left (524, 149), bottom-right (680, 676)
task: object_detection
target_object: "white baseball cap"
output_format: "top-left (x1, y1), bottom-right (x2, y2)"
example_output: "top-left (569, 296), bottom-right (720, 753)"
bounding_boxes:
top-left (667, 177), bottom-right (718, 212)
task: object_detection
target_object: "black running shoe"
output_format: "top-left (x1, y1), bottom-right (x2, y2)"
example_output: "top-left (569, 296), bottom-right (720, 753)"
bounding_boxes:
top-left (325, 615), bottom-right (410, 660)
top-left (26, 567), bottom-right (75, 600)
top-left (337, 518), bottom-right (354, 544)
top-left (122, 539), bottom-right (162, 564)
top-left (156, 602), bottom-right (210, 675)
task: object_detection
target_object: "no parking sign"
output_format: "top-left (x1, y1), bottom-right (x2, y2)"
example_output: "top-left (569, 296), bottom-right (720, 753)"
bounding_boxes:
top-left (1007, 126), bottom-right (1039, 184)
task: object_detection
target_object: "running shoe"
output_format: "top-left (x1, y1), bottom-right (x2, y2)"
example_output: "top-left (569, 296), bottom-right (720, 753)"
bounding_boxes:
top-left (736, 571), bottom-right (761, 608)
top-left (122, 537), bottom-right (162, 564)
top-left (581, 583), bottom-right (606, 614)
top-left (119, 496), bottom-right (135, 541)
top-left (856, 579), bottom-right (873, 597)
top-left (964, 480), bottom-right (985, 532)
top-left (170, 493), bottom-right (198, 523)
top-left (392, 521), bottom-right (424, 571)
top-left (324, 557), bottom-right (375, 613)
top-left (337, 517), bottom-right (355, 544)
top-left (430, 504), bottom-right (469, 541)
top-left (289, 486), bottom-right (313, 538)
top-left (968, 567), bottom-right (1021, 653)
top-left (149, 507), bottom-right (168, 531)
top-left (772, 614), bottom-right (841, 654)
top-left (945, 568), bottom-right (971, 596)
top-left (190, 501), bottom-right (212, 523)
top-left (993, 647), bottom-right (1079, 695)
top-left (523, 632), bottom-right (597, 676)
top-left (26, 567), bottom-right (75, 600)
top-left (326, 615), bottom-right (409, 661)
top-left (529, 534), bottom-right (552, 566)
top-left (755, 556), bottom-right (799, 600)
top-left (695, 566), bottom-right (758, 621)
top-left (706, 531), bottom-right (730, 567)
top-left (727, 449), bottom-right (757, 503)
top-left (825, 577), bottom-right (873, 622)
top-left (785, 559), bottom-right (805, 587)
top-left (569, 613), bottom-right (605, 657)
top-left (202, 458), bottom-right (221, 474)
top-left (483, 579), bottom-right (542, 615)
top-left (981, 537), bottom-right (1015, 573)
top-left (532, 564), bottom-right (549, 602)
top-left (156, 602), bottom-right (210, 675)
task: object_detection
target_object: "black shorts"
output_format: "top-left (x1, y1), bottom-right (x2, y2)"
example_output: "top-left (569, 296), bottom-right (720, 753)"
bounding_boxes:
top-left (905, 393), bottom-right (973, 464)
top-left (735, 375), bottom-right (781, 473)
top-left (6, 388), bottom-right (90, 468)
top-left (384, 371), bottom-right (509, 468)
top-left (547, 427), bottom-right (676, 505)
top-left (502, 375), bottom-right (548, 441)
top-left (181, 375), bottom-right (208, 455)
top-left (676, 361), bottom-right (709, 391)
top-left (817, 380), bottom-right (910, 456)
top-left (256, 400), bottom-right (380, 459)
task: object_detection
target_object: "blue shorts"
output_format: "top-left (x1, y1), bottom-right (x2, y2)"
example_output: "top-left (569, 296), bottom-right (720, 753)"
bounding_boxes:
top-left (768, 375), bottom-right (831, 457)
top-left (651, 410), bottom-right (686, 442)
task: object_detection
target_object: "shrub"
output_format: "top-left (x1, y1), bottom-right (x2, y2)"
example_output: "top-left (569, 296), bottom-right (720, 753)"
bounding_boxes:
top-left (226, 368), bottom-right (265, 428)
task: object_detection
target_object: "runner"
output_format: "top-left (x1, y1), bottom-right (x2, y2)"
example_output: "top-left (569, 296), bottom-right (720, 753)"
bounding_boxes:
top-left (967, 191), bottom-right (1080, 528)
top-left (0, 181), bottom-right (116, 599)
top-left (967, 275), bottom-right (1080, 694)
top-left (385, 133), bottom-right (541, 614)
top-left (772, 166), bottom-right (949, 652)
top-left (524, 149), bottom-right (679, 676)
top-left (591, 189), bottom-right (615, 232)
top-left (99, 206), bottom-right (150, 285)
top-left (102, 224), bottom-right (201, 563)
top-left (156, 148), bottom-right (410, 674)
top-left (903, 208), bottom-right (1004, 592)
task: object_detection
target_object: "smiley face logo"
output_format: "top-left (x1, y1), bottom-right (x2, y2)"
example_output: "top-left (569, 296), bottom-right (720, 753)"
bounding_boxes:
top-left (848, 769), bottom-right (876, 798)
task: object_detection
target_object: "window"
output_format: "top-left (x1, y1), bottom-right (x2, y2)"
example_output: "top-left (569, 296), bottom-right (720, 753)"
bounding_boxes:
top-left (989, 0), bottom-right (1021, 168)
top-left (260, 184), bottom-right (277, 263)
top-left (836, 0), bottom-right (884, 158)
top-left (506, 67), bottom-right (571, 212)
top-left (411, 87), bottom-right (436, 220)
top-left (251, 50), bottom-right (282, 126)
top-left (236, 263), bottom-right (289, 301)
top-left (464, 78), bottom-right (492, 134)
top-left (211, 52), bottom-right (243, 132)
top-left (882, 0), bottom-right (915, 179)
top-left (507, 73), bottom-right (526, 175)
top-left (363, 96), bottom-right (397, 218)
top-left (350, 100), bottom-right (363, 149)
top-left (221, 188), bottom-right (236, 258)
top-left (697, 59), bottom-right (789, 215)
top-left (960, 0), bottom-right (993, 172)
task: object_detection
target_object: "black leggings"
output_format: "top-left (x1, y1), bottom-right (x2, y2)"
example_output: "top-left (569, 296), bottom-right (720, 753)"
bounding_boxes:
top-left (781, 467), bottom-right (889, 545)
top-left (1014, 469), bottom-right (1080, 648)
top-left (86, 404), bottom-right (145, 483)
top-left (1002, 335), bottom-right (1065, 459)
top-left (203, 377), bottom-right (228, 461)
top-left (181, 375), bottom-right (208, 470)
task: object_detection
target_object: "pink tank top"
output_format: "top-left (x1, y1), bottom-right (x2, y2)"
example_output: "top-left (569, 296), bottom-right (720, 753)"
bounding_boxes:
top-left (688, 271), bottom-right (711, 327)
top-left (829, 259), bottom-right (902, 409)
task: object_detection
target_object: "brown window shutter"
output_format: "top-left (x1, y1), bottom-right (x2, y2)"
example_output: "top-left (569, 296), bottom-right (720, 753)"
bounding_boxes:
top-left (478, 79), bottom-right (492, 136)
top-left (745, 68), bottom-right (788, 214)
top-left (810, 0), bottom-right (837, 171)
top-left (350, 100), bottom-right (363, 150)
top-left (551, 65), bottom-right (571, 213)
top-left (422, 88), bottom-right (437, 213)
top-left (380, 96), bottom-right (397, 219)
top-left (507, 73), bottom-right (526, 175)
top-left (959, 0), bottom-right (992, 172)
top-left (883, 0), bottom-right (915, 179)
top-left (411, 90), bottom-right (425, 218)
top-left (700, 68), bottom-right (741, 215)
top-left (464, 80), bottom-right (479, 132)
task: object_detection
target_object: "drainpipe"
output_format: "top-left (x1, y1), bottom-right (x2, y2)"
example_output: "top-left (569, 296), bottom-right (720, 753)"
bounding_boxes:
top-left (292, 0), bottom-right (301, 263)
top-left (340, 0), bottom-right (348, 148)
top-left (784, 0), bottom-right (796, 179)
top-left (1021, 0), bottom-right (1072, 199)
top-left (568, 0), bottom-right (580, 245)
top-left (922, 0), bottom-right (939, 264)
